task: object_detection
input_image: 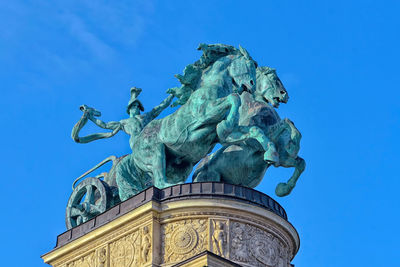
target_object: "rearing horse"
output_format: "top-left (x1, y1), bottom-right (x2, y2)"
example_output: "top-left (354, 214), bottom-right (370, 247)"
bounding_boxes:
top-left (116, 44), bottom-right (276, 200)
top-left (192, 67), bottom-right (305, 197)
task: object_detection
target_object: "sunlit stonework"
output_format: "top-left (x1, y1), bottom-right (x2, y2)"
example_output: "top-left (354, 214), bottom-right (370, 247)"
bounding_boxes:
top-left (42, 183), bottom-right (299, 267)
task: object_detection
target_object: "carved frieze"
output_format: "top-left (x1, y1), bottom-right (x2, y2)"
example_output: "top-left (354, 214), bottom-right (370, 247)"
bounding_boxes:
top-left (230, 221), bottom-right (289, 267)
top-left (162, 218), bottom-right (208, 263)
top-left (43, 197), bottom-right (299, 267)
top-left (66, 252), bottom-right (95, 267)
top-left (109, 231), bottom-right (140, 267)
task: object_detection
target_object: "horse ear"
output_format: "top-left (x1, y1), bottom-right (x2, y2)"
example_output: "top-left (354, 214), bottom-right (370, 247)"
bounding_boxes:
top-left (239, 45), bottom-right (251, 59)
top-left (197, 43), bottom-right (207, 51)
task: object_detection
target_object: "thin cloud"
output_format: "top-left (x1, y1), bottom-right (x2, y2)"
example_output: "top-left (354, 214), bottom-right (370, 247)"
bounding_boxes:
top-left (61, 12), bottom-right (116, 61)
top-left (58, 0), bottom-right (154, 58)
top-left (1, 0), bottom-right (155, 81)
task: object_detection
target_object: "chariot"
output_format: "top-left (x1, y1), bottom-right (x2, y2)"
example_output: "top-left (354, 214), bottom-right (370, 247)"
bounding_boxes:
top-left (65, 155), bottom-right (126, 229)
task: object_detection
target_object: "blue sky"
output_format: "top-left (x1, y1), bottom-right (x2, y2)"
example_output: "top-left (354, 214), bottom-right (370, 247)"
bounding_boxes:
top-left (1, 1), bottom-right (399, 266)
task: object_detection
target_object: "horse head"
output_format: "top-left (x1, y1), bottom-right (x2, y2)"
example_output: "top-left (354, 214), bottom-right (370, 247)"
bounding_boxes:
top-left (227, 45), bottom-right (257, 94)
top-left (255, 67), bottom-right (288, 108)
top-left (171, 44), bottom-right (257, 106)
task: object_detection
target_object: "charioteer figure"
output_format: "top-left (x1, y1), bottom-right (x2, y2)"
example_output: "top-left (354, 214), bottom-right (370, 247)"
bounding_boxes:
top-left (71, 87), bottom-right (174, 149)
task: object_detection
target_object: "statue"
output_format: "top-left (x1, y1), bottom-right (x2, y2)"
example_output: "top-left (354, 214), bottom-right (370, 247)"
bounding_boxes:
top-left (193, 67), bottom-right (305, 196)
top-left (65, 44), bottom-right (305, 229)
top-left (115, 44), bottom-right (284, 201)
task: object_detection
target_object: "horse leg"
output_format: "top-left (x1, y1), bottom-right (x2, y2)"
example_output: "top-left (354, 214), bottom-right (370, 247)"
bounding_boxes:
top-left (275, 156), bottom-right (305, 197)
top-left (215, 93), bottom-right (241, 139)
top-left (220, 125), bottom-right (279, 165)
top-left (152, 144), bottom-right (178, 189)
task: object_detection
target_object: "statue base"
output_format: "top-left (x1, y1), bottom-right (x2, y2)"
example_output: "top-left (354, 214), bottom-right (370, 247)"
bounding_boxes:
top-left (42, 183), bottom-right (299, 267)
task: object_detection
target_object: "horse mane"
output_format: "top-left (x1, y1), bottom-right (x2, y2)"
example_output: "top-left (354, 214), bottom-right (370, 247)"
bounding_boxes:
top-left (255, 66), bottom-right (278, 99)
top-left (256, 66), bottom-right (276, 78)
top-left (169, 44), bottom-right (240, 107)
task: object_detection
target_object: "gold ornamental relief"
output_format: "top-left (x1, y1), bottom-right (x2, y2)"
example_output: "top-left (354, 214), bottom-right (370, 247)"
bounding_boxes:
top-left (109, 231), bottom-right (140, 267)
top-left (162, 219), bottom-right (208, 263)
top-left (66, 252), bottom-right (95, 267)
top-left (171, 225), bottom-right (198, 254)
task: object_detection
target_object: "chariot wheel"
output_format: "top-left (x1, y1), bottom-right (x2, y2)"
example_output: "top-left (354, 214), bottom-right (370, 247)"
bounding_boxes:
top-left (66, 177), bottom-right (111, 229)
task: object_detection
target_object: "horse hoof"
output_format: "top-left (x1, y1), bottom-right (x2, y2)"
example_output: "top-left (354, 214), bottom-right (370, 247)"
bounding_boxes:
top-left (275, 182), bottom-right (291, 197)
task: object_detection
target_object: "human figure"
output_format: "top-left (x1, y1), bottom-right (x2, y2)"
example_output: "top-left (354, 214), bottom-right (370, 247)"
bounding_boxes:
top-left (212, 221), bottom-right (227, 257)
top-left (98, 247), bottom-right (107, 267)
top-left (141, 226), bottom-right (151, 263)
top-left (72, 87), bottom-right (174, 149)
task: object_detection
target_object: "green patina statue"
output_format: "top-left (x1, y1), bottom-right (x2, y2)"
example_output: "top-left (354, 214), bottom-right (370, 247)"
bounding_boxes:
top-left (114, 44), bottom-right (286, 201)
top-left (65, 44), bottom-right (305, 229)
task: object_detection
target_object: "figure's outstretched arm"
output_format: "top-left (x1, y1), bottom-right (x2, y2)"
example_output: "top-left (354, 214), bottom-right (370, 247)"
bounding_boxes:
top-left (73, 124), bottom-right (122, 144)
top-left (71, 105), bottom-right (122, 143)
top-left (71, 111), bottom-right (90, 143)
top-left (149, 94), bottom-right (174, 119)
top-left (89, 117), bottom-right (121, 130)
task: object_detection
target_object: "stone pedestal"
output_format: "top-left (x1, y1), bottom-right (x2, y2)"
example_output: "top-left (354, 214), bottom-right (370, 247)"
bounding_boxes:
top-left (42, 183), bottom-right (299, 267)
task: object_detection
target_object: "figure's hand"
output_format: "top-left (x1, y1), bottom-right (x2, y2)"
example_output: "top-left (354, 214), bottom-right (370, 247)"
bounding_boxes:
top-left (80, 105), bottom-right (101, 117)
